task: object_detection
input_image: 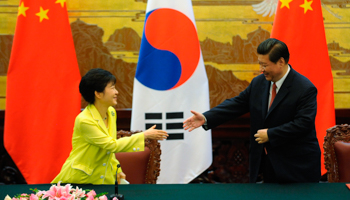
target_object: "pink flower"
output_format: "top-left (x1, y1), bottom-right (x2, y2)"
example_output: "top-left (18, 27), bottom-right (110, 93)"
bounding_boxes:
top-left (62, 183), bottom-right (72, 197)
top-left (112, 197), bottom-right (118, 200)
top-left (73, 187), bottom-right (85, 198)
top-left (29, 194), bottom-right (38, 200)
top-left (86, 195), bottom-right (94, 200)
top-left (98, 195), bottom-right (108, 200)
top-left (8, 182), bottom-right (104, 200)
top-left (86, 191), bottom-right (96, 198)
top-left (36, 191), bottom-right (45, 198)
top-left (42, 182), bottom-right (74, 200)
top-left (58, 196), bottom-right (68, 200)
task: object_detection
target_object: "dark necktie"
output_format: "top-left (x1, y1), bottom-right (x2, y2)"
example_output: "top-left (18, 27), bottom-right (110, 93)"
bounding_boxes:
top-left (269, 82), bottom-right (277, 108)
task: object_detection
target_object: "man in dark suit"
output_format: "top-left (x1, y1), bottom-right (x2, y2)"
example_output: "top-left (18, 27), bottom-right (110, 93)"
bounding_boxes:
top-left (183, 38), bottom-right (321, 183)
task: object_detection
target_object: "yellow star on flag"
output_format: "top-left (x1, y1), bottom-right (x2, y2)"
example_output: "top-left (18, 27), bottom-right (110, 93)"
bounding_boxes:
top-left (35, 7), bottom-right (49, 22)
top-left (55, 0), bottom-right (66, 8)
top-left (280, 0), bottom-right (293, 9)
top-left (18, 2), bottom-right (29, 17)
top-left (300, 0), bottom-right (313, 14)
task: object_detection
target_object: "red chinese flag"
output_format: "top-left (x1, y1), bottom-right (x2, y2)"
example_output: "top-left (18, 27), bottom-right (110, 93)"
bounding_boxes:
top-left (4, 0), bottom-right (81, 183)
top-left (271, 0), bottom-right (335, 174)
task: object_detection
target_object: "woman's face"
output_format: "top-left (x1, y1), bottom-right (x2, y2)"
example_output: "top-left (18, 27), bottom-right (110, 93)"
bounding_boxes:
top-left (99, 82), bottom-right (118, 106)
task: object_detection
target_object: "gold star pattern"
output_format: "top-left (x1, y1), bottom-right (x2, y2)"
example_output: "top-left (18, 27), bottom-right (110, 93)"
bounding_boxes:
top-left (280, 0), bottom-right (293, 9)
top-left (55, 0), bottom-right (66, 8)
top-left (35, 7), bottom-right (49, 22)
top-left (18, 2), bottom-right (29, 17)
top-left (300, 0), bottom-right (313, 14)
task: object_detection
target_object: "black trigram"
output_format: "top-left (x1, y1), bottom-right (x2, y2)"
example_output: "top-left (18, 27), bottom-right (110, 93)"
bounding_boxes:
top-left (145, 112), bottom-right (184, 140)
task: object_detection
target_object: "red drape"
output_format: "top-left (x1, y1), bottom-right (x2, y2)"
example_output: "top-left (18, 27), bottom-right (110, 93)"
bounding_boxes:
top-left (271, 0), bottom-right (335, 175)
top-left (4, 0), bottom-right (81, 183)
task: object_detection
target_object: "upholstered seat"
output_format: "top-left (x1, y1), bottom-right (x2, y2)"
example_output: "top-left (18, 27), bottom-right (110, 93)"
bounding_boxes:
top-left (115, 130), bottom-right (161, 184)
top-left (323, 124), bottom-right (350, 182)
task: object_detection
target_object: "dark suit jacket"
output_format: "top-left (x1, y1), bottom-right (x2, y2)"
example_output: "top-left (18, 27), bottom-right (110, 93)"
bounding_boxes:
top-left (203, 66), bottom-right (321, 183)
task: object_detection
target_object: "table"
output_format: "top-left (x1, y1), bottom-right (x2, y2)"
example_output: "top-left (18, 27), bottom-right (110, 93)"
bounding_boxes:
top-left (1, 183), bottom-right (350, 200)
top-left (119, 183), bottom-right (350, 200)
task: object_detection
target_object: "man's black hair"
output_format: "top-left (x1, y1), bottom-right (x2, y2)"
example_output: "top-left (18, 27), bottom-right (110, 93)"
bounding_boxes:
top-left (257, 38), bottom-right (290, 64)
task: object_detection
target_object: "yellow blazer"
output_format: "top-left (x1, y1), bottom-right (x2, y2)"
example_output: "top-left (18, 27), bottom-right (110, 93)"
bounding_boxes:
top-left (52, 104), bottom-right (144, 184)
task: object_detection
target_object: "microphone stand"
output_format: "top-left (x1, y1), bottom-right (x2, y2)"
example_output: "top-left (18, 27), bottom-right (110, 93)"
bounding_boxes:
top-left (109, 164), bottom-right (124, 200)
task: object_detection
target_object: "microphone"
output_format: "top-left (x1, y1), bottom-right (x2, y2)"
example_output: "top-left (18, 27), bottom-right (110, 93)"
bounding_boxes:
top-left (109, 164), bottom-right (124, 200)
top-left (115, 164), bottom-right (120, 194)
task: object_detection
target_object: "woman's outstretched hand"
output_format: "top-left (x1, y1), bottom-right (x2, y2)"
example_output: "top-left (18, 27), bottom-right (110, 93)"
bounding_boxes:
top-left (143, 125), bottom-right (168, 140)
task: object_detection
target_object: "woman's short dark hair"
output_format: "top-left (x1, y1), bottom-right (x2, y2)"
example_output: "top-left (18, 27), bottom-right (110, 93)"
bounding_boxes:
top-left (79, 68), bottom-right (116, 104)
top-left (257, 38), bottom-right (290, 64)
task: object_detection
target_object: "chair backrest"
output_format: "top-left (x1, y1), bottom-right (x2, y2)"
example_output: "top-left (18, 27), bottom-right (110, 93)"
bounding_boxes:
top-left (115, 130), bottom-right (161, 184)
top-left (323, 124), bottom-right (350, 182)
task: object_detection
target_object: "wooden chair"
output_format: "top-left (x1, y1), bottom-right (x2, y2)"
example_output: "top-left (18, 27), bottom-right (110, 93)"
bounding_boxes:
top-left (115, 130), bottom-right (161, 184)
top-left (323, 124), bottom-right (350, 182)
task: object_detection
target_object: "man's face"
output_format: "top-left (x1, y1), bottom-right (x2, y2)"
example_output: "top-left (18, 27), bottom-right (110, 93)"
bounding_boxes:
top-left (258, 54), bottom-right (284, 82)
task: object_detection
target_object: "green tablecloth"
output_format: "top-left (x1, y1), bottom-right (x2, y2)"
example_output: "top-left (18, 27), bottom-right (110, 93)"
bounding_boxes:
top-left (119, 183), bottom-right (350, 200)
top-left (1, 183), bottom-right (350, 200)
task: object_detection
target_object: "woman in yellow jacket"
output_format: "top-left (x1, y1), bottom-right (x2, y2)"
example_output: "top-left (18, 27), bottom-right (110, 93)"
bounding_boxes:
top-left (52, 68), bottom-right (168, 184)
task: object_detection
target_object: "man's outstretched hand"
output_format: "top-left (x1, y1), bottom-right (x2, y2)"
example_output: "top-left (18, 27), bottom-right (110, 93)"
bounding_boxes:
top-left (183, 110), bottom-right (206, 132)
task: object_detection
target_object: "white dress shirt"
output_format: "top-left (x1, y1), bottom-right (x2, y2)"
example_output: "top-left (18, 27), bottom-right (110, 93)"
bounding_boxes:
top-left (268, 65), bottom-right (291, 109)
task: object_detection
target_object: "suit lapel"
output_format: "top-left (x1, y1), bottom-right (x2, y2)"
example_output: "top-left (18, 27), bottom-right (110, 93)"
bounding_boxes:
top-left (87, 104), bottom-right (109, 135)
top-left (107, 108), bottom-right (116, 137)
top-left (261, 80), bottom-right (270, 118)
top-left (266, 67), bottom-right (295, 118)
